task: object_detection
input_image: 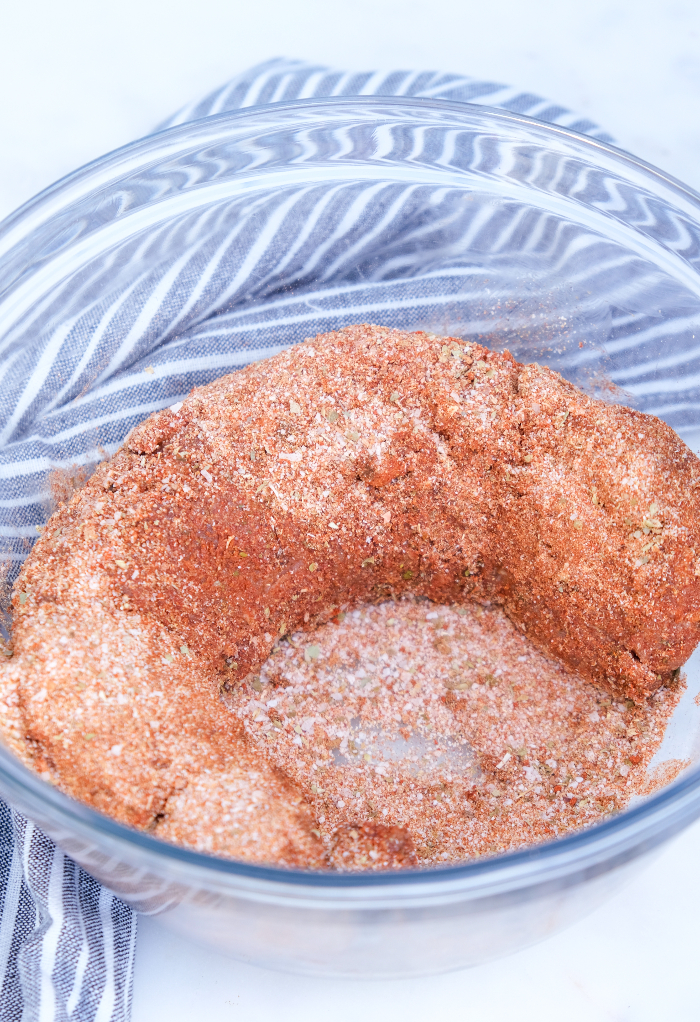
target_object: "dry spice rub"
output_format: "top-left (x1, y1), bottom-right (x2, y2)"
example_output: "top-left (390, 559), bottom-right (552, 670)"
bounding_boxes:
top-left (1, 323), bottom-right (699, 870)
top-left (160, 599), bottom-right (684, 865)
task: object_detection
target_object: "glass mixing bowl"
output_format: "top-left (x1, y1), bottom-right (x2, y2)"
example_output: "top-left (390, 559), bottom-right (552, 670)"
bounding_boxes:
top-left (1, 98), bottom-right (700, 977)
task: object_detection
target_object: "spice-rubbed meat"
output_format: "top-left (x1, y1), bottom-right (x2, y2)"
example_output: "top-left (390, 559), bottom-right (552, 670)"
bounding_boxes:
top-left (5, 323), bottom-right (700, 844)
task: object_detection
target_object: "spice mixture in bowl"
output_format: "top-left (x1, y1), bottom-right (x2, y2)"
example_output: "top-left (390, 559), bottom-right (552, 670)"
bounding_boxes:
top-left (1, 99), bottom-right (700, 974)
top-left (208, 597), bottom-right (685, 866)
top-left (3, 322), bottom-right (696, 871)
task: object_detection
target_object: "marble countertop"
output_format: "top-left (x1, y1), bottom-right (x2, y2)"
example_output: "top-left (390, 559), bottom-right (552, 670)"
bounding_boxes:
top-left (2, 1), bottom-right (700, 1018)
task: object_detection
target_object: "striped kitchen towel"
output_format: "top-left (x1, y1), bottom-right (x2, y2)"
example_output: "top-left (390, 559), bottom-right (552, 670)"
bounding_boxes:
top-left (0, 58), bottom-right (634, 1021)
top-left (0, 803), bottom-right (135, 1022)
top-left (160, 56), bottom-right (614, 140)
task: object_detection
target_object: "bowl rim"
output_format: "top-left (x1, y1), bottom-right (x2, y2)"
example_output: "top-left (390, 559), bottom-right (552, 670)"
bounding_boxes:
top-left (3, 94), bottom-right (700, 250)
top-left (2, 95), bottom-right (700, 892)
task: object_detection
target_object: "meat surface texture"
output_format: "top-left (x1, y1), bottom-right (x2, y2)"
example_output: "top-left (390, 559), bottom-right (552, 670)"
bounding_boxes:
top-left (4, 324), bottom-right (700, 854)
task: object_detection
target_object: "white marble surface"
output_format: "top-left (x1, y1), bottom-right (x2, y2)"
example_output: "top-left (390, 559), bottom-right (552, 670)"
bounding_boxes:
top-left (2, 1), bottom-right (700, 1018)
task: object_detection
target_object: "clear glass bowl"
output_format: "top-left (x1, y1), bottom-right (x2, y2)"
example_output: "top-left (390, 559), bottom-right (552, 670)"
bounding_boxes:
top-left (1, 98), bottom-right (700, 977)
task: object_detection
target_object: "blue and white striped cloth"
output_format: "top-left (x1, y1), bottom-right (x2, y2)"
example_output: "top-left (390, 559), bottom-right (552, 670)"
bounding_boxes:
top-left (159, 57), bottom-right (615, 139)
top-left (0, 57), bottom-right (673, 1021)
top-left (0, 805), bottom-right (135, 1022)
